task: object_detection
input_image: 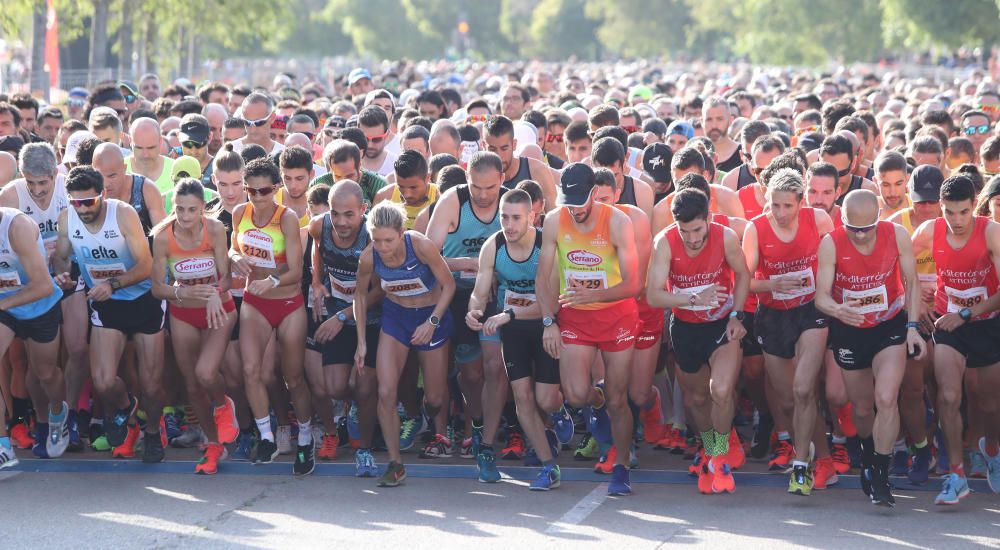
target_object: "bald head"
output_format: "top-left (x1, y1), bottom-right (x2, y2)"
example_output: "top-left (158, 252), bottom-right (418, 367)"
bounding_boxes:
top-left (284, 133), bottom-right (313, 150)
top-left (129, 117), bottom-right (163, 164)
top-left (0, 152), bottom-right (16, 186)
top-left (92, 142), bottom-right (130, 198)
top-left (330, 179), bottom-right (364, 208)
top-left (93, 142), bottom-right (125, 167)
top-left (842, 189), bottom-right (879, 225)
top-left (130, 117), bottom-right (161, 138)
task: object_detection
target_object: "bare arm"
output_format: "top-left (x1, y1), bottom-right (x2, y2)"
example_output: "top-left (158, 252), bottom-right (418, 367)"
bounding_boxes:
top-left (468, 235), bottom-right (496, 315)
top-left (814, 235), bottom-right (840, 318)
top-left (535, 216), bottom-right (560, 319)
top-left (52, 209), bottom-right (73, 278)
top-left (143, 180), bottom-right (166, 227)
top-left (149, 230), bottom-right (173, 301)
top-left (0, 216), bottom-right (56, 311)
top-left (723, 227), bottom-right (749, 312)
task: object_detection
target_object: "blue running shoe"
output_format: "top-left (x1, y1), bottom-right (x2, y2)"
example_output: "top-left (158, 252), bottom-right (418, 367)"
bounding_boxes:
top-left (588, 385), bottom-right (612, 446)
top-left (232, 431), bottom-right (254, 461)
top-left (477, 446), bottom-right (501, 483)
top-left (529, 464), bottom-right (561, 491)
top-left (935, 473), bottom-right (969, 505)
top-left (399, 415), bottom-right (423, 451)
top-left (908, 444), bottom-right (931, 485)
top-left (163, 409), bottom-right (183, 441)
top-left (67, 409), bottom-right (84, 452)
top-left (978, 437), bottom-right (1000, 494)
top-left (890, 449), bottom-right (909, 476)
top-left (32, 423), bottom-right (50, 458)
top-left (608, 464), bottom-right (632, 496)
top-left (524, 446), bottom-right (541, 467)
top-left (355, 448), bottom-right (378, 478)
top-left (347, 403), bottom-right (361, 442)
top-left (550, 406), bottom-right (574, 445)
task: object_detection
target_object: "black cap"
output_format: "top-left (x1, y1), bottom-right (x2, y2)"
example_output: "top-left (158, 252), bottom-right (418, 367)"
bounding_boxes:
top-left (910, 165), bottom-right (944, 202)
top-left (642, 143), bottom-right (672, 184)
top-left (558, 163), bottom-right (596, 207)
top-left (0, 135), bottom-right (25, 156)
top-left (178, 114), bottom-right (210, 145)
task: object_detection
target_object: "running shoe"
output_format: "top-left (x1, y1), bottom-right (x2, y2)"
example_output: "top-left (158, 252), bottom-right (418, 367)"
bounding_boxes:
top-left (835, 402), bottom-right (857, 438)
top-left (214, 397), bottom-right (239, 445)
top-left (105, 395), bottom-right (138, 448)
top-left (978, 437), bottom-right (1000, 493)
top-left (750, 414), bottom-right (773, 459)
top-left (935, 473), bottom-right (970, 505)
top-left (608, 464), bottom-right (632, 496)
top-left (419, 434), bottom-right (453, 459)
top-left (908, 444), bottom-right (932, 485)
top-left (232, 431), bottom-right (254, 462)
top-left (293, 440), bottom-right (316, 477)
top-left (355, 448), bottom-right (378, 478)
top-left (163, 408), bottom-right (184, 441)
top-left (813, 456), bottom-right (839, 490)
top-left (710, 455), bottom-right (735, 494)
top-left (112, 425), bottom-right (140, 458)
top-left (377, 461), bottom-right (406, 487)
top-left (529, 464), bottom-right (561, 491)
top-left (588, 385), bottom-right (612, 446)
top-left (546, 428), bottom-right (561, 459)
top-left (460, 437), bottom-right (474, 459)
top-left (399, 415), bottom-right (422, 451)
top-left (254, 438), bottom-right (279, 465)
top-left (347, 403), bottom-right (361, 445)
top-left (477, 446), bottom-right (501, 483)
top-left (32, 423), bottom-right (49, 458)
top-left (890, 449), bottom-right (910, 477)
top-left (574, 433), bottom-right (599, 460)
top-left (0, 442), bottom-right (18, 470)
top-left (524, 446), bottom-right (541, 467)
top-left (970, 449), bottom-right (989, 479)
top-left (551, 406), bottom-right (575, 445)
top-left (768, 440), bottom-right (794, 471)
top-left (67, 409), bottom-right (83, 452)
top-left (860, 466), bottom-right (873, 497)
top-left (870, 464), bottom-right (894, 507)
top-left (87, 420), bottom-right (104, 446)
top-left (47, 403), bottom-right (71, 458)
top-left (195, 443), bottom-right (227, 475)
top-left (830, 443), bottom-right (851, 474)
top-left (171, 425), bottom-right (206, 448)
top-left (594, 445), bottom-right (617, 474)
top-left (697, 461), bottom-right (714, 494)
top-left (276, 425), bottom-right (293, 456)
top-left (788, 465), bottom-right (813, 496)
top-left (501, 431), bottom-right (526, 460)
top-left (725, 431), bottom-right (745, 470)
top-left (318, 433), bottom-right (339, 460)
top-left (91, 434), bottom-right (112, 452)
top-left (689, 448), bottom-right (706, 477)
top-left (640, 390), bottom-right (667, 444)
top-left (142, 430), bottom-right (166, 463)
top-left (845, 436), bottom-right (862, 469)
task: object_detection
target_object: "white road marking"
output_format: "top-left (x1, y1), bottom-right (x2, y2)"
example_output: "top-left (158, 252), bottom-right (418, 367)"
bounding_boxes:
top-left (545, 483), bottom-right (607, 534)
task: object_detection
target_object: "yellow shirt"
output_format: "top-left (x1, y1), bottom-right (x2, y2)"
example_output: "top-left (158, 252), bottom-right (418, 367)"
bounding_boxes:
top-left (390, 183), bottom-right (439, 230)
top-left (275, 187), bottom-right (310, 228)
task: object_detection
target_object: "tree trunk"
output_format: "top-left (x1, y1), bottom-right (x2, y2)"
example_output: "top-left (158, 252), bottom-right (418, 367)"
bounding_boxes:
top-left (118, 0), bottom-right (134, 78)
top-left (30, 0), bottom-right (47, 95)
top-left (88, 0), bottom-right (111, 85)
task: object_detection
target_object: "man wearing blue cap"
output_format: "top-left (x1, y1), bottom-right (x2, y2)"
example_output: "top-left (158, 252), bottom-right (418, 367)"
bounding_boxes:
top-left (349, 69), bottom-right (374, 98)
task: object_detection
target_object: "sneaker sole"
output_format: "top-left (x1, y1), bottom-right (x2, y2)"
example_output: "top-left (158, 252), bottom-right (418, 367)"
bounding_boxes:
top-left (377, 474), bottom-right (406, 487)
top-left (0, 458), bottom-right (19, 470)
top-left (294, 464), bottom-right (316, 477)
top-left (255, 448), bottom-right (280, 465)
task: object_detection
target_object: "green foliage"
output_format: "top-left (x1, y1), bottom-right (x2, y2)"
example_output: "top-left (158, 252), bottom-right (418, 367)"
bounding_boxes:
top-left (525, 0), bottom-right (600, 60)
top-left (882, 0), bottom-right (1000, 50)
top-left (587, 0), bottom-right (691, 58)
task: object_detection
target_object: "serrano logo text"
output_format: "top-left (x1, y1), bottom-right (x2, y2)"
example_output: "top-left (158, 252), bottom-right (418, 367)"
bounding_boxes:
top-left (173, 258), bottom-right (216, 274)
top-left (567, 250), bottom-right (601, 266)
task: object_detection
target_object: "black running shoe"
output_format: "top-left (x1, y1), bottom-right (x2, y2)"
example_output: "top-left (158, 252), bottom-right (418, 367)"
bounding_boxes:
top-left (105, 395), bottom-right (138, 448)
top-left (294, 440), bottom-right (316, 477)
top-left (254, 438), bottom-right (279, 465)
top-left (142, 431), bottom-right (165, 463)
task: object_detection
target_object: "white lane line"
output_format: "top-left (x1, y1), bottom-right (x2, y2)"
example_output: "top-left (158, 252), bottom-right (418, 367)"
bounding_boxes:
top-left (545, 483), bottom-right (608, 534)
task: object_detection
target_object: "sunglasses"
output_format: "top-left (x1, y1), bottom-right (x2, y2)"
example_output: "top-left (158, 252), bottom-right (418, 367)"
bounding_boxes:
top-left (367, 132), bottom-right (388, 144)
top-left (69, 195), bottom-right (100, 208)
top-left (244, 185), bottom-right (276, 197)
top-left (182, 140), bottom-right (206, 149)
top-left (243, 110), bottom-right (273, 127)
top-left (843, 219), bottom-right (879, 233)
top-left (796, 126), bottom-right (818, 136)
top-left (301, 131), bottom-right (316, 141)
top-left (979, 104), bottom-right (999, 113)
top-left (546, 133), bottom-right (564, 143)
top-left (837, 167), bottom-right (852, 178)
top-left (124, 94), bottom-right (137, 105)
top-left (67, 99), bottom-right (85, 108)
top-left (964, 125), bottom-right (991, 136)
top-left (466, 114), bottom-right (491, 124)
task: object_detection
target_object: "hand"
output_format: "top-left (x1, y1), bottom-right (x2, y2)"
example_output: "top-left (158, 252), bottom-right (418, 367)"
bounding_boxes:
top-left (311, 283), bottom-right (330, 323)
top-left (183, 284), bottom-right (219, 301)
top-left (354, 340), bottom-right (366, 373)
top-left (87, 281), bottom-right (113, 302)
top-left (543, 323), bottom-right (562, 359)
top-left (772, 276), bottom-right (804, 294)
top-left (465, 309), bottom-right (484, 331)
top-left (906, 328), bottom-right (926, 360)
top-left (693, 285), bottom-right (728, 308)
top-left (835, 300), bottom-right (866, 328)
top-left (920, 285), bottom-right (935, 304)
top-left (54, 272), bottom-right (76, 290)
top-left (314, 316), bottom-right (344, 344)
top-left (934, 311), bottom-right (966, 332)
top-left (725, 317), bottom-right (746, 341)
top-left (231, 254), bottom-right (254, 278)
top-left (204, 293), bottom-right (227, 330)
top-left (410, 320), bottom-right (435, 346)
top-left (247, 278), bottom-right (274, 296)
top-left (482, 312), bottom-right (510, 336)
top-left (559, 287), bottom-right (601, 307)
top-left (918, 303), bottom-right (936, 334)
top-left (461, 257), bottom-right (479, 273)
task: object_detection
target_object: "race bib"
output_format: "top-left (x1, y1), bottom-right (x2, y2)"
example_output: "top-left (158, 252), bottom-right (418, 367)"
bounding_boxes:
top-left (770, 268), bottom-right (815, 301)
top-left (504, 290), bottom-right (536, 308)
top-left (240, 229), bottom-right (276, 269)
top-left (329, 274), bottom-right (357, 302)
top-left (842, 286), bottom-right (888, 315)
top-left (382, 277), bottom-right (429, 297)
top-left (564, 270), bottom-right (608, 291)
top-left (173, 257), bottom-right (218, 286)
top-left (0, 271), bottom-right (22, 290)
top-left (944, 285), bottom-right (988, 313)
top-left (675, 283), bottom-right (717, 311)
top-left (86, 263), bottom-right (126, 285)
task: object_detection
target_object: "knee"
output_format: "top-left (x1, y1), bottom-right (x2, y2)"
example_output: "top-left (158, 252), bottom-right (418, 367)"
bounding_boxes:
top-left (423, 392), bottom-right (444, 413)
top-left (938, 387), bottom-right (962, 411)
top-left (194, 367), bottom-right (216, 390)
top-left (874, 389), bottom-right (897, 413)
top-left (330, 384), bottom-right (351, 401)
top-left (283, 373), bottom-right (306, 393)
top-left (537, 394), bottom-right (561, 414)
top-left (511, 385), bottom-right (534, 408)
top-left (792, 381), bottom-right (816, 403)
top-left (689, 389), bottom-right (710, 410)
top-left (377, 385), bottom-right (397, 406)
top-left (629, 386), bottom-right (653, 409)
top-left (563, 386), bottom-right (589, 409)
top-left (853, 400), bottom-right (875, 419)
top-left (710, 380), bottom-right (734, 402)
top-left (459, 366), bottom-right (484, 386)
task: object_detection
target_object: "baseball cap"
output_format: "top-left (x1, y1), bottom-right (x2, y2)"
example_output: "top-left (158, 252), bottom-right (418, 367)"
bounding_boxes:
top-left (630, 85), bottom-right (654, 101)
top-left (118, 80), bottom-right (139, 100)
top-left (667, 120), bottom-right (695, 140)
top-left (68, 87), bottom-right (89, 100)
top-left (63, 131), bottom-right (97, 164)
top-left (558, 163), bottom-right (597, 207)
top-left (178, 114), bottom-right (210, 145)
top-left (348, 68), bottom-right (372, 86)
top-left (642, 143), bottom-right (673, 184)
top-left (910, 165), bottom-right (944, 203)
top-left (171, 155), bottom-right (203, 182)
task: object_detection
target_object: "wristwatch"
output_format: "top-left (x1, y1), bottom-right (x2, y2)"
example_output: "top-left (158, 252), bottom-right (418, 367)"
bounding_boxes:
top-left (336, 311), bottom-right (349, 323)
top-left (428, 315), bottom-right (441, 327)
top-left (504, 308), bottom-right (516, 321)
top-left (542, 316), bottom-right (555, 327)
top-left (108, 277), bottom-right (122, 291)
top-left (688, 293), bottom-right (698, 306)
top-left (729, 311), bottom-right (745, 321)
top-left (267, 275), bottom-right (280, 288)
top-left (959, 308), bottom-right (972, 322)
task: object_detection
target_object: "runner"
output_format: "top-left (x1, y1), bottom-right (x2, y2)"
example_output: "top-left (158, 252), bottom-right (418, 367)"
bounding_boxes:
top-left (591, 137), bottom-right (654, 219)
top-left (702, 96), bottom-right (742, 173)
top-left (873, 151), bottom-right (910, 220)
top-left (910, 175), bottom-right (1000, 505)
top-left (229, 158), bottom-right (315, 475)
top-left (307, 180), bottom-right (380, 477)
top-left (742, 168), bottom-right (835, 496)
top-left (536, 163), bottom-right (641, 496)
top-left (647, 187), bottom-right (749, 493)
top-left (92, 143), bottom-right (165, 234)
top-left (353, 201), bottom-right (456, 487)
top-left (372, 150), bottom-right (439, 230)
top-left (53, 166), bottom-right (167, 463)
top-left (483, 116), bottom-right (557, 209)
top-left (816, 189), bottom-right (926, 506)
top-left (150, 179), bottom-right (240, 474)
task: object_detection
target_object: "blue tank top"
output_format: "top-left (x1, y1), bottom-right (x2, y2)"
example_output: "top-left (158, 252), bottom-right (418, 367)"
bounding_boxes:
top-left (0, 208), bottom-right (61, 319)
top-left (68, 198), bottom-right (151, 300)
top-left (441, 185), bottom-right (504, 289)
top-left (320, 214), bottom-right (379, 325)
top-left (374, 232), bottom-right (437, 298)
top-left (494, 229), bottom-right (542, 312)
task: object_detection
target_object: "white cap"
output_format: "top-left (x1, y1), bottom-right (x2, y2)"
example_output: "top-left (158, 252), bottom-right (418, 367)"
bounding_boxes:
top-left (63, 131), bottom-right (97, 164)
top-left (512, 121), bottom-right (538, 154)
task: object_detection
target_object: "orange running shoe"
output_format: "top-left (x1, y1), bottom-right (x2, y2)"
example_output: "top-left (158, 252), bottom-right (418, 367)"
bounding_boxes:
top-left (195, 443), bottom-right (227, 475)
top-left (813, 456), bottom-right (839, 490)
top-left (641, 389), bottom-right (667, 444)
top-left (697, 461), bottom-right (714, 494)
top-left (318, 433), bottom-right (339, 460)
top-left (726, 431), bottom-right (746, 470)
top-left (688, 448), bottom-right (706, 476)
top-left (501, 431), bottom-right (526, 460)
top-left (836, 403), bottom-right (858, 438)
top-left (214, 397), bottom-right (239, 445)
top-left (112, 425), bottom-right (141, 458)
top-left (830, 443), bottom-right (851, 474)
top-left (594, 445), bottom-right (617, 474)
top-left (10, 422), bottom-right (34, 449)
top-left (710, 456), bottom-right (735, 494)
top-left (768, 439), bottom-right (794, 471)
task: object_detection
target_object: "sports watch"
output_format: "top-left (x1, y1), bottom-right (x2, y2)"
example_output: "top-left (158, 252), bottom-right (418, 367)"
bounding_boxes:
top-left (428, 315), bottom-right (441, 327)
top-left (336, 311), bottom-right (349, 323)
top-left (542, 316), bottom-right (555, 327)
top-left (959, 308), bottom-right (972, 322)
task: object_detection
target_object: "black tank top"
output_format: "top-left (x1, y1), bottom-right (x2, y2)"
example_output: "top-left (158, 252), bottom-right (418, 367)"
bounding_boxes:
top-left (129, 174), bottom-right (152, 234)
top-left (735, 163), bottom-right (756, 190)
top-left (717, 144), bottom-right (742, 173)
top-left (835, 175), bottom-right (864, 206)
top-left (503, 157), bottom-right (532, 189)
top-left (617, 175), bottom-right (638, 207)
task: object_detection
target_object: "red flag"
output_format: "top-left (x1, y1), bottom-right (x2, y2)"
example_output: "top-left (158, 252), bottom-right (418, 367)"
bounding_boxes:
top-left (45, 0), bottom-right (59, 90)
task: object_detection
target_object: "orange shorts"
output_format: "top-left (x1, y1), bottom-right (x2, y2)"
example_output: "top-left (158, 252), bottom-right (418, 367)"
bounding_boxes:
top-left (559, 299), bottom-right (639, 352)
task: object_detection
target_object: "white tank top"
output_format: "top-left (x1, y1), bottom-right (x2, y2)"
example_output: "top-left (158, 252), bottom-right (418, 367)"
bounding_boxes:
top-left (13, 174), bottom-right (67, 265)
top-left (67, 198), bottom-right (150, 300)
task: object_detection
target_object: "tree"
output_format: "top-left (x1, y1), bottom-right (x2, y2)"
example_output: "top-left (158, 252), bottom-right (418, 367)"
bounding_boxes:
top-left (88, 0), bottom-right (111, 82)
top-left (524, 0), bottom-right (600, 60)
top-left (587, 0), bottom-right (691, 58)
top-left (882, 0), bottom-right (1000, 51)
top-left (324, 0), bottom-right (437, 59)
